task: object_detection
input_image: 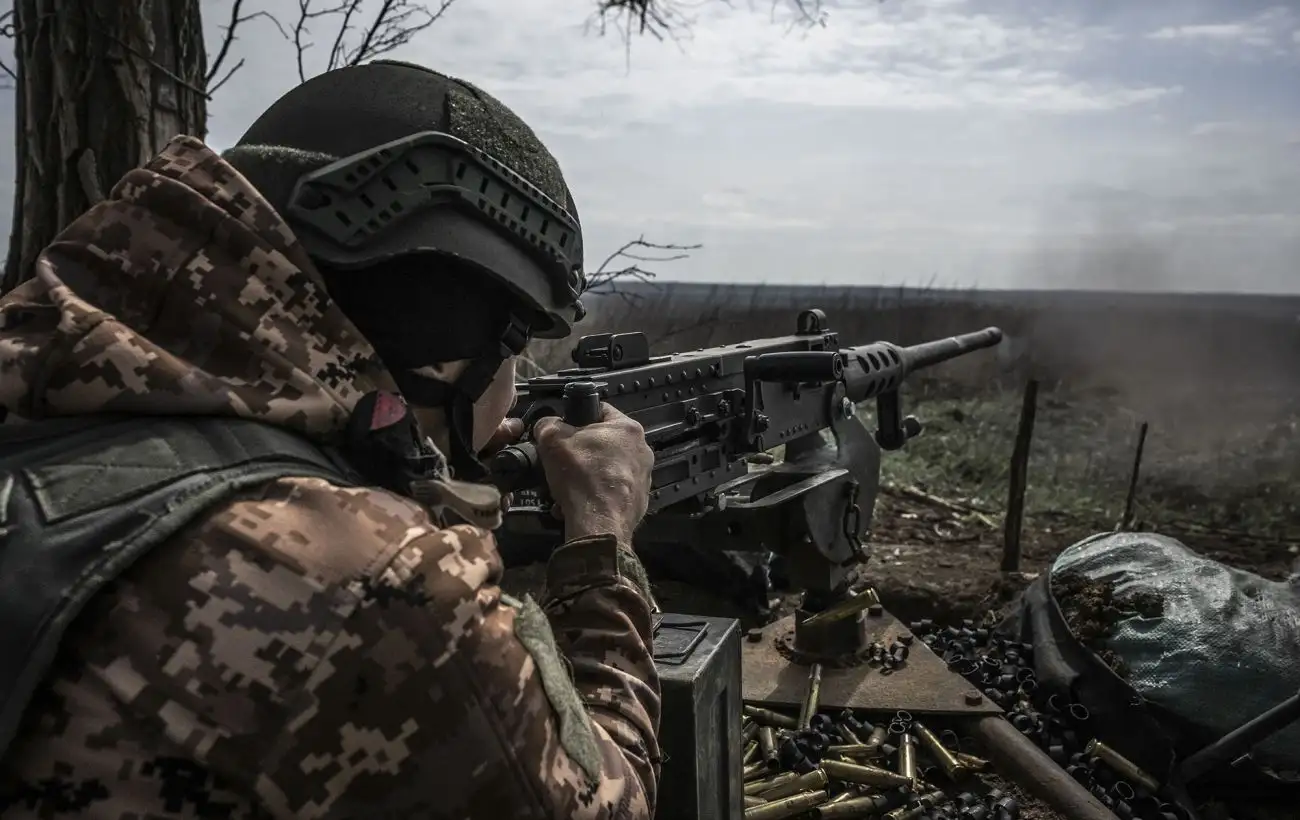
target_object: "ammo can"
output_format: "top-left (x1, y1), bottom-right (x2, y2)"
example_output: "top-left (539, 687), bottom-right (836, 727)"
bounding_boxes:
top-left (652, 613), bottom-right (743, 820)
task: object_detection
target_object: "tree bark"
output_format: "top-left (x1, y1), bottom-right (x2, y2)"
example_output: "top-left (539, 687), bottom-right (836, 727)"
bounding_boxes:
top-left (3, 0), bottom-right (207, 292)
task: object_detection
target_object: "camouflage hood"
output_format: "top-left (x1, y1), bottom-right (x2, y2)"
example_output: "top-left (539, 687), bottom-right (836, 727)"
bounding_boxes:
top-left (0, 136), bottom-right (394, 441)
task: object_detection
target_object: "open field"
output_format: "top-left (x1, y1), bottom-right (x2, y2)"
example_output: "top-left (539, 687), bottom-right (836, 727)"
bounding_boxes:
top-left (864, 379), bottom-right (1300, 623)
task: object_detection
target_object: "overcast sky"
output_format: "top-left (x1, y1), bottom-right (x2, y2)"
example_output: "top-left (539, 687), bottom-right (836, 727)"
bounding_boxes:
top-left (2, 0), bottom-right (1298, 291)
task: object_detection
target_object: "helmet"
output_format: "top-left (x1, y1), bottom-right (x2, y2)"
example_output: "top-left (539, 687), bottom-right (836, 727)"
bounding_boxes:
top-left (228, 59), bottom-right (586, 339)
top-left (225, 61), bottom-right (588, 480)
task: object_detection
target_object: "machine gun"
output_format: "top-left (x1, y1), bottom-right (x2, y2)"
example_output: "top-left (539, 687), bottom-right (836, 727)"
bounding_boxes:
top-left (490, 309), bottom-right (1001, 659)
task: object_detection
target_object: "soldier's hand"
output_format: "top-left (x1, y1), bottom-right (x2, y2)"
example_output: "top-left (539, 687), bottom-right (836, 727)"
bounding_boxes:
top-left (532, 403), bottom-right (653, 546)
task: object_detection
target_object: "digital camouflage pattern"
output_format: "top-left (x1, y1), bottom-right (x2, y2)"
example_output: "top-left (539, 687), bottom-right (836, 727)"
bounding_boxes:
top-left (0, 136), bottom-right (661, 819)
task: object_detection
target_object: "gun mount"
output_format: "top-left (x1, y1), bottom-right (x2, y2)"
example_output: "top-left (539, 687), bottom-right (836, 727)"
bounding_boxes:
top-left (491, 309), bottom-right (1002, 663)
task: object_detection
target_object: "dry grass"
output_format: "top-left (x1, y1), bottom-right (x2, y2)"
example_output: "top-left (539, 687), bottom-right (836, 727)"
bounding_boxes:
top-left (878, 380), bottom-right (1300, 542)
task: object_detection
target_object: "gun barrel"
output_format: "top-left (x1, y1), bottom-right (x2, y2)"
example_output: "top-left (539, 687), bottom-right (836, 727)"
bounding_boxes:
top-left (900, 327), bottom-right (1003, 372)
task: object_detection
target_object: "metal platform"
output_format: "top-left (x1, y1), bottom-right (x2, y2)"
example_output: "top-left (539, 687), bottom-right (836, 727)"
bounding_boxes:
top-left (741, 608), bottom-right (1002, 716)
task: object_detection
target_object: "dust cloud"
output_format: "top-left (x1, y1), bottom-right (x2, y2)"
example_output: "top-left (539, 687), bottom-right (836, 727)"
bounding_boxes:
top-left (1012, 209), bottom-right (1300, 492)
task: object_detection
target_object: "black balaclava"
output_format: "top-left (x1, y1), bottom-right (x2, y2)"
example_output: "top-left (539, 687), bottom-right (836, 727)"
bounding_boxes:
top-left (318, 255), bottom-right (528, 481)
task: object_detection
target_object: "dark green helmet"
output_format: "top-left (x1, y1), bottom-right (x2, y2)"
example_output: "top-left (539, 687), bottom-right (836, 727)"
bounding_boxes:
top-left (226, 60), bottom-right (586, 339)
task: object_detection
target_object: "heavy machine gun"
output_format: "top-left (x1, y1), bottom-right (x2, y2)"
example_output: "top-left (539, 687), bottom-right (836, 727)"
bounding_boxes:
top-left (490, 308), bottom-right (1002, 661)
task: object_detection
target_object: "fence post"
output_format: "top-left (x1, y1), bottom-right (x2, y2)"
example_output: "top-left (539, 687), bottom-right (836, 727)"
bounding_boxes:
top-left (1120, 422), bottom-right (1150, 531)
top-left (1002, 379), bottom-right (1039, 572)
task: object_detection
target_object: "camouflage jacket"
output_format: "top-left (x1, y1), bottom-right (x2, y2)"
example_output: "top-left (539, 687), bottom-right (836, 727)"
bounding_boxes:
top-left (0, 137), bottom-right (661, 819)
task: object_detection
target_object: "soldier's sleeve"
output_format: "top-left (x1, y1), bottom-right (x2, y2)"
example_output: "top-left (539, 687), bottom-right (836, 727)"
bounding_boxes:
top-left (102, 477), bottom-right (659, 820)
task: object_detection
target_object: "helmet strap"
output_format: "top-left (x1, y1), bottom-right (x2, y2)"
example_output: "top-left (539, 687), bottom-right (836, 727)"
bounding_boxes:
top-left (394, 313), bottom-right (530, 481)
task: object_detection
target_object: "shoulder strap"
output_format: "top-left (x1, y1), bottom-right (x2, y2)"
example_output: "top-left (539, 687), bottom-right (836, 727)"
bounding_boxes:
top-left (0, 415), bottom-right (356, 760)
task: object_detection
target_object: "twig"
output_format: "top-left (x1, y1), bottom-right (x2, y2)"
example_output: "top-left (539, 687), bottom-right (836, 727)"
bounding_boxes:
top-left (204, 0), bottom-right (284, 93)
top-left (290, 0), bottom-right (458, 83)
top-left (591, 0), bottom-right (826, 42)
top-left (585, 234), bottom-right (701, 301)
top-left (1002, 379), bottom-right (1039, 572)
top-left (881, 483), bottom-right (998, 529)
top-left (589, 0), bottom-right (688, 43)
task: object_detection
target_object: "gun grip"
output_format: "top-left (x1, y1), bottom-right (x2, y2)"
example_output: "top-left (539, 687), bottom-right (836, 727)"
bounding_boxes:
top-left (562, 381), bottom-right (602, 426)
top-left (488, 381), bottom-right (604, 494)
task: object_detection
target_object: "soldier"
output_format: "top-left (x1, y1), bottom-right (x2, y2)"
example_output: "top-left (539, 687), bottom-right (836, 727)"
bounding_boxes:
top-left (0, 61), bottom-right (660, 819)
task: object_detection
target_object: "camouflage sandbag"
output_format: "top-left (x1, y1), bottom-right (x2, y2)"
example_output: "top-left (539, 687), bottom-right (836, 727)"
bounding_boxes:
top-left (1053, 531), bottom-right (1300, 770)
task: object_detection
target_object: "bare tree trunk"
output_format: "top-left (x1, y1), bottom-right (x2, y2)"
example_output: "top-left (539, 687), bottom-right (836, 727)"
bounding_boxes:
top-left (3, 0), bottom-right (207, 292)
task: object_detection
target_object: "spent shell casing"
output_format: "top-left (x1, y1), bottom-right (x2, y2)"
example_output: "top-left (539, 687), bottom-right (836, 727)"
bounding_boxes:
top-left (864, 725), bottom-right (888, 751)
top-left (914, 722), bottom-right (969, 780)
top-left (759, 726), bottom-right (780, 769)
top-left (800, 587), bottom-right (880, 629)
top-left (825, 744), bottom-right (880, 759)
top-left (744, 795), bottom-right (768, 808)
top-left (816, 792), bottom-right (893, 819)
top-left (743, 720), bottom-right (761, 745)
top-left (954, 751), bottom-right (989, 771)
top-left (745, 770), bottom-right (800, 796)
top-left (745, 789), bottom-right (830, 820)
top-left (761, 768), bottom-right (829, 800)
top-left (823, 791), bottom-right (857, 806)
top-left (821, 759), bottom-right (913, 789)
top-left (798, 664), bottom-right (824, 731)
top-left (743, 761), bottom-right (769, 782)
top-left (883, 791), bottom-right (944, 820)
top-left (1085, 738), bottom-right (1161, 794)
top-left (835, 722), bottom-right (865, 745)
top-left (745, 704), bottom-right (800, 730)
top-left (896, 734), bottom-right (917, 782)
top-left (743, 739), bottom-right (760, 765)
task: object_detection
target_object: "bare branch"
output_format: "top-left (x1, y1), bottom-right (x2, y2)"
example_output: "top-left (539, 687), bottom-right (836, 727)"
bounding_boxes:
top-left (292, 0), bottom-right (344, 83)
top-left (204, 1), bottom-right (286, 93)
top-left (589, 0), bottom-right (689, 43)
top-left (590, 0), bottom-right (827, 44)
top-left (288, 0), bottom-right (458, 83)
top-left (586, 235), bottom-right (701, 302)
top-left (0, 10), bottom-right (15, 89)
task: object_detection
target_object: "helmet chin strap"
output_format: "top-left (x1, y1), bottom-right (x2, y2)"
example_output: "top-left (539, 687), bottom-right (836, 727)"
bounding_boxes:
top-left (394, 313), bottom-right (531, 482)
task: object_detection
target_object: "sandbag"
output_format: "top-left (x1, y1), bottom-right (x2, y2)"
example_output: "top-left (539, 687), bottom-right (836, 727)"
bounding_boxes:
top-left (1053, 531), bottom-right (1300, 770)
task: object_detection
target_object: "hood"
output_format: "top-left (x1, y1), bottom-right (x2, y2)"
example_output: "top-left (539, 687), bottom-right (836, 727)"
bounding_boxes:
top-left (0, 136), bottom-right (411, 444)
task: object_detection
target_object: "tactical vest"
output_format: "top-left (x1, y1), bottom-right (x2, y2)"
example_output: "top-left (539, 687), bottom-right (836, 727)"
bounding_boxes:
top-left (0, 415), bottom-right (356, 761)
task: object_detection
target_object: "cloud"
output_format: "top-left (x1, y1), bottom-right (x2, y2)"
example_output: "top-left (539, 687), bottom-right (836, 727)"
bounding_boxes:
top-left (1146, 6), bottom-right (1297, 56)
top-left (434, 0), bottom-right (1178, 124)
top-left (0, 0), bottom-right (1296, 294)
top-left (1190, 120), bottom-right (1258, 137)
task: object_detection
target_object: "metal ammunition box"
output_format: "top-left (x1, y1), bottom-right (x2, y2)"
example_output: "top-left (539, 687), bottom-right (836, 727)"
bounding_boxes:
top-left (653, 613), bottom-right (743, 820)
